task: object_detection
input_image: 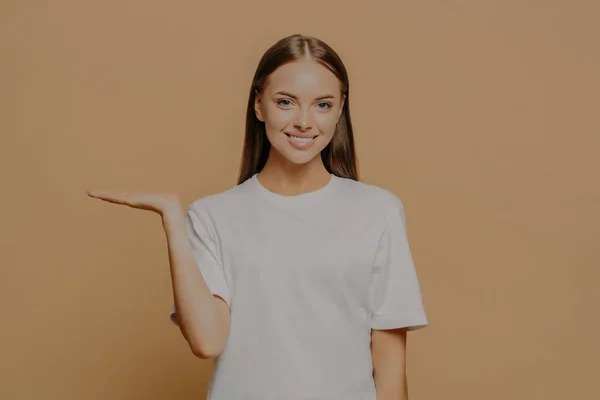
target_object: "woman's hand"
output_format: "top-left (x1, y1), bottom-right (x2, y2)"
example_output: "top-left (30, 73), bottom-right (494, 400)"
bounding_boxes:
top-left (86, 188), bottom-right (230, 358)
top-left (86, 189), bottom-right (183, 219)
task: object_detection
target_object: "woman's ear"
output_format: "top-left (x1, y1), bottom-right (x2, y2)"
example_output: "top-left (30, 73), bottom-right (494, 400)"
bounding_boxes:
top-left (338, 94), bottom-right (346, 119)
top-left (254, 91), bottom-right (264, 122)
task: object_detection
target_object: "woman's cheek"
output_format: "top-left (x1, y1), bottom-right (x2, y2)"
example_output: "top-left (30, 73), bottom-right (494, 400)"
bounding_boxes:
top-left (268, 109), bottom-right (293, 129)
top-left (317, 114), bottom-right (338, 135)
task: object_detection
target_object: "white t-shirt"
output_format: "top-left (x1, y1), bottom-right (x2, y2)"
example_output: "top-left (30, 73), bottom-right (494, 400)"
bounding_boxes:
top-left (170, 173), bottom-right (428, 400)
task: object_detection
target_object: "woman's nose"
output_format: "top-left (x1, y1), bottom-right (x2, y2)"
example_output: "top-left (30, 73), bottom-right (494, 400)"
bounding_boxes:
top-left (294, 110), bottom-right (312, 130)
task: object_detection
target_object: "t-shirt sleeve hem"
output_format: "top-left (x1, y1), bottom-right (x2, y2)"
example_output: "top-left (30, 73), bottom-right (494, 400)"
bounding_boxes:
top-left (370, 314), bottom-right (429, 331)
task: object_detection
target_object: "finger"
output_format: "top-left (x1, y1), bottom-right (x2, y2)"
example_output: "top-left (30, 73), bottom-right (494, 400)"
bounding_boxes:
top-left (87, 189), bottom-right (113, 199)
top-left (87, 190), bottom-right (131, 203)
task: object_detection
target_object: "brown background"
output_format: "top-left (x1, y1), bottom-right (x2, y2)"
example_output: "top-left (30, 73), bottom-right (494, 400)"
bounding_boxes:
top-left (1, 0), bottom-right (598, 399)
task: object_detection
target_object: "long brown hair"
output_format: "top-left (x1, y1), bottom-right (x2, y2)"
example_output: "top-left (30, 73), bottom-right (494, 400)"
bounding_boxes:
top-left (237, 34), bottom-right (359, 185)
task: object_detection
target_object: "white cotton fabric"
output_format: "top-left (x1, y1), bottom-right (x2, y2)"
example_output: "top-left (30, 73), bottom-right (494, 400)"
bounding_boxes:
top-left (170, 173), bottom-right (428, 400)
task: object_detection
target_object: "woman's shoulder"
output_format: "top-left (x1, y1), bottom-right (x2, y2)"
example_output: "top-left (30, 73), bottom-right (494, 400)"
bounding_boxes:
top-left (334, 175), bottom-right (405, 210)
top-left (186, 177), bottom-right (256, 214)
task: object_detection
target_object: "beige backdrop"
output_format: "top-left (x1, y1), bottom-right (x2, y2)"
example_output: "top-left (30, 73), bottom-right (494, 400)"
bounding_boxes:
top-left (1, 0), bottom-right (599, 399)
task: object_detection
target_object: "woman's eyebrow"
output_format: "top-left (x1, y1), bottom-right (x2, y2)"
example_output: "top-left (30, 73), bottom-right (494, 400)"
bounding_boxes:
top-left (274, 91), bottom-right (335, 101)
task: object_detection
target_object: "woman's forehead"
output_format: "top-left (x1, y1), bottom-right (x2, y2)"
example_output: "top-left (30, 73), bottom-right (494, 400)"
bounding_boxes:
top-left (265, 60), bottom-right (341, 96)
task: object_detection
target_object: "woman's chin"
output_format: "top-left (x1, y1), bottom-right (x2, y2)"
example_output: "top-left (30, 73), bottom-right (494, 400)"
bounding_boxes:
top-left (277, 149), bottom-right (322, 166)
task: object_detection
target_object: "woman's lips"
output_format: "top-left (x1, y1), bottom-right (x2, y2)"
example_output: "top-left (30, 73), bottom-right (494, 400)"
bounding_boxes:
top-left (285, 132), bottom-right (318, 149)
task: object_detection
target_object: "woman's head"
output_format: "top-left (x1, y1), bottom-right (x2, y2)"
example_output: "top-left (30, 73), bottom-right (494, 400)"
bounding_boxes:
top-left (238, 34), bottom-right (358, 184)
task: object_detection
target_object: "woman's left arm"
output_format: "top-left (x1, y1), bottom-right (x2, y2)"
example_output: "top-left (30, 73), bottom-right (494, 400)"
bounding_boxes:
top-left (371, 328), bottom-right (409, 400)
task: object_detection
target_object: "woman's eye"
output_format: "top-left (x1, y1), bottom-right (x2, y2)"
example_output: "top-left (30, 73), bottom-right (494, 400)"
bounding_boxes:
top-left (277, 99), bottom-right (293, 107)
top-left (317, 102), bottom-right (332, 109)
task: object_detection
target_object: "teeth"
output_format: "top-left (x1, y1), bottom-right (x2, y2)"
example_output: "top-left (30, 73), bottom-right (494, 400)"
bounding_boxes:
top-left (289, 135), bottom-right (314, 143)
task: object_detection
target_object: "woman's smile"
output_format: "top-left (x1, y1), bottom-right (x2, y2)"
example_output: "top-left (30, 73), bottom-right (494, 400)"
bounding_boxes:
top-left (285, 132), bottom-right (319, 149)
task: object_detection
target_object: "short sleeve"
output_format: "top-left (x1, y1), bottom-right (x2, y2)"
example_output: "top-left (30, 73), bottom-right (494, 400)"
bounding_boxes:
top-left (368, 193), bottom-right (428, 331)
top-left (169, 202), bottom-right (230, 325)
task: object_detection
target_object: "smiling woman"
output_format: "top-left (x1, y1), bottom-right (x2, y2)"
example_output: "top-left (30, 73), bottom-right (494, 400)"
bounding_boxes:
top-left (239, 34), bottom-right (357, 187)
top-left (88, 34), bottom-right (428, 400)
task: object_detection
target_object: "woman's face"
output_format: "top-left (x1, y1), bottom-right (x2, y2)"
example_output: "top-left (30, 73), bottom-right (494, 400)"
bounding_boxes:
top-left (254, 58), bottom-right (346, 166)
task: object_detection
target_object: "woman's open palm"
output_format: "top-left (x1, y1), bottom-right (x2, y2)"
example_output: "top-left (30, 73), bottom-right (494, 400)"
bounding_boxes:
top-left (86, 189), bottom-right (181, 216)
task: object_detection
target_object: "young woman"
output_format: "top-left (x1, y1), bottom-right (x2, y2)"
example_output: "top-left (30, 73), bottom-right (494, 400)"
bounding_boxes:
top-left (88, 34), bottom-right (428, 400)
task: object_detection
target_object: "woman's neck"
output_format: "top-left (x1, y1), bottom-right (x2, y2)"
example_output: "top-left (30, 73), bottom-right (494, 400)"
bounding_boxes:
top-left (257, 154), bottom-right (331, 197)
